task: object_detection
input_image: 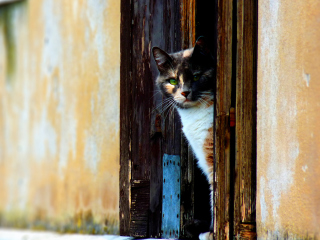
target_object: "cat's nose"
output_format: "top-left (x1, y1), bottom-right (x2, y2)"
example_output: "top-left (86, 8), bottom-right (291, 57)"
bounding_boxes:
top-left (181, 91), bottom-right (190, 98)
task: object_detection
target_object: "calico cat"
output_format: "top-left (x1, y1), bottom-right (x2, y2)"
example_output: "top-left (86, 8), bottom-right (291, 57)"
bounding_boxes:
top-left (152, 37), bottom-right (214, 240)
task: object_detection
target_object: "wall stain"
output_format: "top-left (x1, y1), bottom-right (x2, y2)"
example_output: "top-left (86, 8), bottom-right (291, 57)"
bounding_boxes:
top-left (258, 0), bottom-right (320, 238)
top-left (0, 0), bottom-right (120, 234)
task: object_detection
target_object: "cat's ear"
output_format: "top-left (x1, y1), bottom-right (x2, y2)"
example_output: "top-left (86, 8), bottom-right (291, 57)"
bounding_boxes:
top-left (192, 36), bottom-right (211, 60)
top-left (152, 47), bottom-right (173, 72)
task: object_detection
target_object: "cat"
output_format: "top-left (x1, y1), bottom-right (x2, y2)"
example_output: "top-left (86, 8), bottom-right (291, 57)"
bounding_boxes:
top-left (152, 37), bottom-right (214, 240)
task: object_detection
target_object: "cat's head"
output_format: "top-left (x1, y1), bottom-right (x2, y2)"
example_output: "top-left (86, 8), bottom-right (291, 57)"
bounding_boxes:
top-left (152, 37), bottom-right (215, 109)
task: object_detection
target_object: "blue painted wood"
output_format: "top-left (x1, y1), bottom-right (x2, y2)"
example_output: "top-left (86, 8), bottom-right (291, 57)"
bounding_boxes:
top-left (161, 154), bottom-right (181, 239)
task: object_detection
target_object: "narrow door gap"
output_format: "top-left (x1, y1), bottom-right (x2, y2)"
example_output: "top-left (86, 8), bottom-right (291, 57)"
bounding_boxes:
top-left (194, 0), bottom-right (217, 228)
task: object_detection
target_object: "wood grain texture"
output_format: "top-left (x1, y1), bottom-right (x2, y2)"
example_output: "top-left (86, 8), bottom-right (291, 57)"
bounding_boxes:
top-left (120, 0), bottom-right (132, 236)
top-left (215, 0), bottom-right (233, 239)
top-left (181, 0), bottom-right (196, 49)
top-left (130, 180), bottom-right (150, 237)
top-left (234, 0), bottom-right (257, 238)
top-left (120, 0), bottom-right (195, 237)
top-left (180, 0), bottom-right (196, 237)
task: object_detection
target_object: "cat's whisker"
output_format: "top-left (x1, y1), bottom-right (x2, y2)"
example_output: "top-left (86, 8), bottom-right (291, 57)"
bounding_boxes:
top-left (199, 98), bottom-right (211, 108)
top-left (150, 91), bottom-right (163, 99)
top-left (198, 99), bottom-right (206, 108)
top-left (150, 100), bottom-right (174, 118)
top-left (152, 98), bottom-right (173, 113)
top-left (155, 98), bottom-right (172, 108)
top-left (159, 104), bottom-right (172, 115)
top-left (158, 99), bottom-right (175, 115)
top-left (166, 103), bottom-right (177, 121)
top-left (167, 103), bottom-right (176, 120)
top-left (163, 100), bottom-right (177, 121)
top-left (200, 95), bottom-right (212, 104)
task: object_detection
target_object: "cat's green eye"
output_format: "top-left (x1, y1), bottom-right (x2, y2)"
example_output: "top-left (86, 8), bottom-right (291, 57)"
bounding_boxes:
top-left (193, 75), bottom-right (200, 81)
top-left (169, 79), bottom-right (178, 85)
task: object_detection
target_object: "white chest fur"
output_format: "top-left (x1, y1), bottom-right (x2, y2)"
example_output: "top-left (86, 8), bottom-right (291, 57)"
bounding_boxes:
top-left (177, 106), bottom-right (214, 178)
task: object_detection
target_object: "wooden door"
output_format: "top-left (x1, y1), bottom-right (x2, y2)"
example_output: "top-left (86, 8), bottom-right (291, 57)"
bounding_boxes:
top-left (120, 0), bottom-right (257, 239)
top-left (120, 0), bottom-right (197, 238)
top-left (214, 0), bottom-right (257, 239)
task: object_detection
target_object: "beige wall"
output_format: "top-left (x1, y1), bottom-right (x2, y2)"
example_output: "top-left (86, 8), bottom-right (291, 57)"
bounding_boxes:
top-left (257, 1), bottom-right (320, 238)
top-left (0, 0), bottom-right (120, 234)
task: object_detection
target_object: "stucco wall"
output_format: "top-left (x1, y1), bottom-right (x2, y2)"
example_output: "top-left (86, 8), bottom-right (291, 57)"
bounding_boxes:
top-left (257, 1), bottom-right (320, 238)
top-left (0, 0), bottom-right (120, 234)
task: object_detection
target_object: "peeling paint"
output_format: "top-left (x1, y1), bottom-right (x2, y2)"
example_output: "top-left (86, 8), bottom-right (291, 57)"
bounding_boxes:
top-left (301, 165), bottom-right (308, 173)
top-left (303, 71), bottom-right (310, 87)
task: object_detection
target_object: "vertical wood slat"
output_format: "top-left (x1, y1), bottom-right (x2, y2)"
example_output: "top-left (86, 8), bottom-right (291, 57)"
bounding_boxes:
top-left (234, 0), bottom-right (257, 238)
top-left (234, 0), bottom-right (243, 236)
top-left (131, 0), bottom-right (153, 181)
top-left (131, 0), bottom-right (161, 237)
top-left (179, 0), bottom-right (196, 237)
top-left (215, 0), bottom-right (233, 239)
top-left (181, 0), bottom-right (196, 49)
top-left (120, 0), bottom-right (132, 236)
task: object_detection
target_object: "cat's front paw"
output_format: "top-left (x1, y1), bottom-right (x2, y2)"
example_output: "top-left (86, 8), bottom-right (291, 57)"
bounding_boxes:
top-left (199, 231), bottom-right (213, 240)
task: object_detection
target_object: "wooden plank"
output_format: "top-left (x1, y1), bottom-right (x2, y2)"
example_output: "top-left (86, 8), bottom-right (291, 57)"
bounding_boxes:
top-left (179, 0), bottom-right (196, 238)
top-left (215, 0), bottom-right (233, 239)
top-left (180, 0), bottom-right (195, 49)
top-left (131, 0), bottom-right (153, 180)
top-left (234, 0), bottom-right (244, 235)
top-left (234, 0), bottom-right (257, 238)
top-left (130, 180), bottom-right (150, 237)
top-left (120, 0), bottom-right (133, 236)
top-left (129, 1), bottom-right (161, 237)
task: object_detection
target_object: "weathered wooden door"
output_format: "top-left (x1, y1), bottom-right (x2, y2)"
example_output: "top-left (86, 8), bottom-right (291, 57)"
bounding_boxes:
top-left (120, 0), bottom-right (257, 239)
top-left (214, 0), bottom-right (257, 239)
top-left (120, 0), bottom-right (199, 238)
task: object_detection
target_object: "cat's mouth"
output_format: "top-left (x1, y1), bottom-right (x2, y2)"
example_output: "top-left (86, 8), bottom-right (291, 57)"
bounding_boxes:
top-left (178, 95), bottom-right (213, 109)
top-left (177, 100), bottom-right (200, 109)
top-left (174, 92), bottom-right (213, 109)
